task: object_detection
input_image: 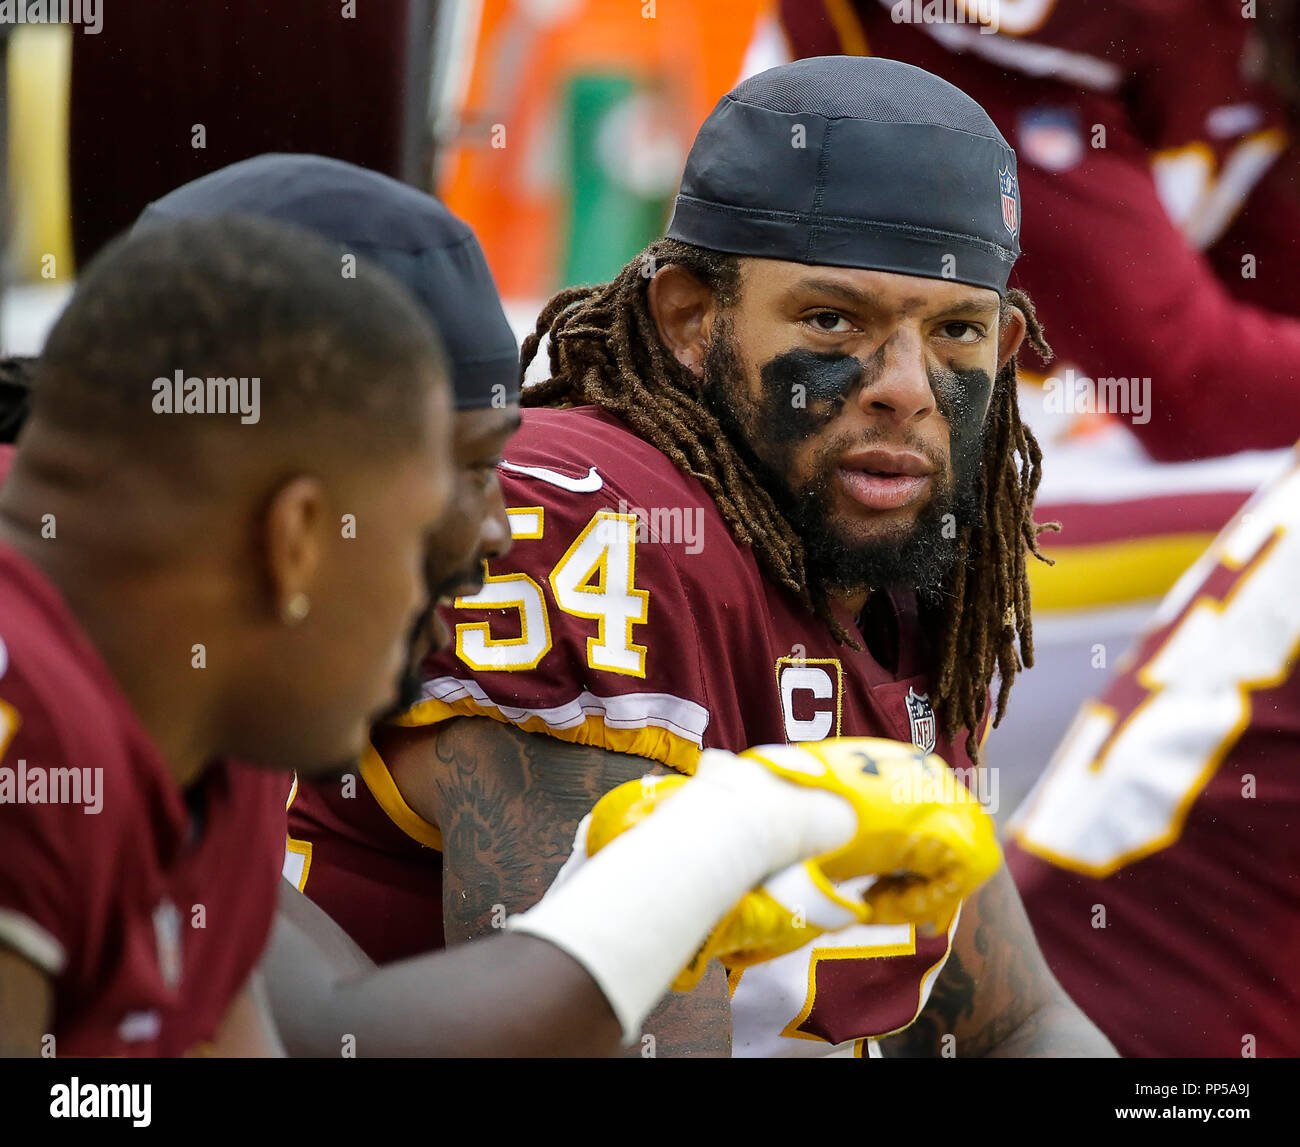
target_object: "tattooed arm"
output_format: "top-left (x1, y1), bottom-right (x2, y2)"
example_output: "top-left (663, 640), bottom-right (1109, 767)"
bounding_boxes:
top-left (375, 716), bottom-right (733, 1057)
top-left (879, 866), bottom-right (1117, 1058)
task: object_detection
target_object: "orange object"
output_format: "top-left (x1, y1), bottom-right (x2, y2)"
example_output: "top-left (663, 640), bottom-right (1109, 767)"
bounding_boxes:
top-left (438, 0), bottom-right (771, 299)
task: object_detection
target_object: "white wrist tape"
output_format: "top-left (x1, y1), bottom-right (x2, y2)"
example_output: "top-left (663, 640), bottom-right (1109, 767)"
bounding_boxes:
top-left (505, 750), bottom-right (855, 1042)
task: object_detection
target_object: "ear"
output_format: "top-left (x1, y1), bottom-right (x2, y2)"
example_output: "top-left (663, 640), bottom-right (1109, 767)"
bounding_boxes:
top-left (996, 303), bottom-right (1027, 372)
top-left (262, 475), bottom-right (327, 621)
top-left (647, 263), bottom-right (722, 379)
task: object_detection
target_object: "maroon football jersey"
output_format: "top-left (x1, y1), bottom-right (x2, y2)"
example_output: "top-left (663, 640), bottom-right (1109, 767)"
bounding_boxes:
top-left (291, 405), bottom-right (988, 1057)
top-left (780, 0), bottom-right (1300, 463)
top-left (0, 539), bottom-right (285, 1056)
top-left (1007, 444), bottom-right (1300, 1057)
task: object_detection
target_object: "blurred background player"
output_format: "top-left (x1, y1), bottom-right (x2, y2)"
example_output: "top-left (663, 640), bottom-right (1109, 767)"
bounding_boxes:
top-left (777, 0), bottom-right (1300, 813)
top-left (1005, 441), bottom-right (1300, 1057)
top-left (288, 55), bottom-right (1115, 1059)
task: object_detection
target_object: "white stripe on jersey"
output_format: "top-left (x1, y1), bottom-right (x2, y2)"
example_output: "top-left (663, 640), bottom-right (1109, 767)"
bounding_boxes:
top-left (418, 676), bottom-right (711, 743)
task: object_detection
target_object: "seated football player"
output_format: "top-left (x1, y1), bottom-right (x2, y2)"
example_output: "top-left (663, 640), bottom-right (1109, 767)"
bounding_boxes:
top-left (135, 155), bottom-right (523, 963)
top-left (1007, 441), bottom-right (1300, 1057)
top-left (0, 214), bottom-right (454, 1055)
top-left (288, 56), bottom-right (1116, 1057)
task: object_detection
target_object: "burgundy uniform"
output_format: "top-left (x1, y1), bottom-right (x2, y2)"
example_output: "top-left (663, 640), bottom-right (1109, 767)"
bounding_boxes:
top-left (290, 405), bottom-right (987, 1057)
top-left (780, 0), bottom-right (1300, 462)
top-left (0, 478), bottom-right (285, 1055)
top-left (1006, 443), bottom-right (1300, 1057)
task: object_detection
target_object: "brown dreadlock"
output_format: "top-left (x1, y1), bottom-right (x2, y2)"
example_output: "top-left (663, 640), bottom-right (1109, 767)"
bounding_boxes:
top-left (521, 239), bottom-right (1056, 761)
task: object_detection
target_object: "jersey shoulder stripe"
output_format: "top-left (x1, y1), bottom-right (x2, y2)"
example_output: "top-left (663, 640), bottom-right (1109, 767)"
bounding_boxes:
top-left (396, 675), bottom-right (709, 775)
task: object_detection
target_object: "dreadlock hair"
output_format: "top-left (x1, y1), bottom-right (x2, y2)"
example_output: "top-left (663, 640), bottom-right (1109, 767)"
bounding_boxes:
top-left (521, 239), bottom-right (1056, 761)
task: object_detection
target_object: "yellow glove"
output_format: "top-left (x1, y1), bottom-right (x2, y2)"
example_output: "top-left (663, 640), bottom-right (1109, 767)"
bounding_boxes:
top-left (586, 737), bottom-right (1001, 991)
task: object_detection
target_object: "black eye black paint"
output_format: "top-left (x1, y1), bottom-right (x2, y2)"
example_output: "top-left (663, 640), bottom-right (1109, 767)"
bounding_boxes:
top-left (701, 325), bottom-right (996, 600)
top-left (930, 363), bottom-right (993, 491)
top-left (758, 348), bottom-right (863, 441)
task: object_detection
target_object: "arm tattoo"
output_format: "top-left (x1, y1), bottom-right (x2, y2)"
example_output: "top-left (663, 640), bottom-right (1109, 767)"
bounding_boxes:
top-left (880, 867), bottom-right (1116, 1058)
top-left (399, 717), bottom-right (732, 1057)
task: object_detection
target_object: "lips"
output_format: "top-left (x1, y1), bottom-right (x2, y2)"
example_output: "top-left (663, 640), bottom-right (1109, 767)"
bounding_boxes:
top-left (837, 448), bottom-right (935, 511)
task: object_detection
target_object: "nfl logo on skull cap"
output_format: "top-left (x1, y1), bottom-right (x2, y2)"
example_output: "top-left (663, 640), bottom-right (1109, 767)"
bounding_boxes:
top-left (905, 687), bottom-right (937, 755)
top-left (999, 166), bottom-right (1018, 237)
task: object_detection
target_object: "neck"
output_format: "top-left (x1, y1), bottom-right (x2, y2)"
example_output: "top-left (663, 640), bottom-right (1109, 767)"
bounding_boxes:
top-left (0, 476), bottom-right (221, 791)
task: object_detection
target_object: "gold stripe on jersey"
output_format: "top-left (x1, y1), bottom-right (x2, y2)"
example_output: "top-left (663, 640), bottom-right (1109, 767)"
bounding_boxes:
top-left (1029, 532), bottom-right (1214, 611)
top-left (0, 699), bottom-right (20, 761)
top-left (391, 695), bottom-right (704, 776)
top-left (821, 0), bottom-right (869, 56)
top-left (359, 741), bottom-right (446, 851)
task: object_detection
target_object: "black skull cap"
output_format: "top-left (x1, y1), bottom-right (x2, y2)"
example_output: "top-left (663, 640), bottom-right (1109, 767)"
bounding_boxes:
top-left (138, 154), bottom-right (519, 410)
top-left (666, 56), bottom-right (1022, 294)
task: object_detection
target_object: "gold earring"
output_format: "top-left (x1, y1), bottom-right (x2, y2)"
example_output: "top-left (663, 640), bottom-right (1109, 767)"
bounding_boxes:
top-left (283, 592), bottom-right (311, 625)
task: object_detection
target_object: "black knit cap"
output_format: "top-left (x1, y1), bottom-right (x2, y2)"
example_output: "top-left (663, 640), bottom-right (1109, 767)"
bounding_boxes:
top-left (666, 56), bottom-right (1021, 294)
top-left (136, 154), bottom-right (520, 410)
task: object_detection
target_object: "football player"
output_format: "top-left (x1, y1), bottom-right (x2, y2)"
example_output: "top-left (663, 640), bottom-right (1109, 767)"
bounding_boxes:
top-left (1007, 442), bottom-right (1300, 1056)
top-left (289, 56), bottom-right (1115, 1057)
top-left (0, 214), bottom-right (1001, 1057)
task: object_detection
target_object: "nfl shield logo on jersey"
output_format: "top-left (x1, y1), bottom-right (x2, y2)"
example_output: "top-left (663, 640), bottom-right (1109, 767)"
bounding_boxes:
top-left (152, 898), bottom-right (183, 990)
top-left (905, 687), bottom-right (937, 755)
top-left (998, 166), bottom-right (1018, 237)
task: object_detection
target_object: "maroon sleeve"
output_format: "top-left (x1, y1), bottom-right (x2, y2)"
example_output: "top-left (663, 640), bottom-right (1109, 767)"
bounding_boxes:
top-left (1204, 150), bottom-right (1300, 319)
top-left (1006, 108), bottom-right (1300, 463)
top-left (0, 666), bottom-right (90, 976)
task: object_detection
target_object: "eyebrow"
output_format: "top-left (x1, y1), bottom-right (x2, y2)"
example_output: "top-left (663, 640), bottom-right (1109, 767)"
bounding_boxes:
top-left (787, 277), bottom-right (999, 319)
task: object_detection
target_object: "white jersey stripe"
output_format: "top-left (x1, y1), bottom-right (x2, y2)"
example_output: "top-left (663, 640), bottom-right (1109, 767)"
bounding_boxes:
top-left (418, 676), bottom-right (711, 744)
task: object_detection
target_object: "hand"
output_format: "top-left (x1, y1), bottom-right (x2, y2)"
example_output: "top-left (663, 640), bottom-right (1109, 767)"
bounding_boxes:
top-left (585, 737), bottom-right (1001, 989)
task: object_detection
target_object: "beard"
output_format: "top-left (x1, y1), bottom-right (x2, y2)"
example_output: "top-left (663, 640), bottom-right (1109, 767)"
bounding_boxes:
top-left (698, 324), bottom-right (986, 598)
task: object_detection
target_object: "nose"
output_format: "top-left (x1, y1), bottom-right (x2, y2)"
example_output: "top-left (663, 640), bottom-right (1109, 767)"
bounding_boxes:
top-left (855, 331), bottom-right (936, 427)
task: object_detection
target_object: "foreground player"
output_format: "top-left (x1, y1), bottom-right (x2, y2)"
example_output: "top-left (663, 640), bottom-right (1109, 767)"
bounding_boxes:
top-left (1007, 443), bottom-right (1300, 1057)
top-left (132, 155), bottom-right (522, 976)
top-left (0, 215), bottom-right (996, 1057)
top-left (291, 57), bottom-right (1114, 1056)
